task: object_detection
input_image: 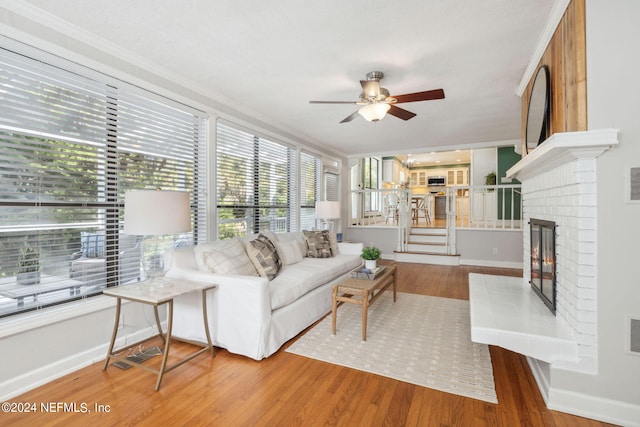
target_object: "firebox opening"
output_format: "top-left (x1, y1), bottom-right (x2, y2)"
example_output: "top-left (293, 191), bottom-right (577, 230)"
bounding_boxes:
top-left (530, 218), bottom-right (557, 315)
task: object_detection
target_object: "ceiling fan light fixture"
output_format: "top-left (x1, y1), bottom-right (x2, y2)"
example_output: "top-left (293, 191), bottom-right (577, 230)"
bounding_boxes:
top-left (358, 103), bottom-right (391, 122)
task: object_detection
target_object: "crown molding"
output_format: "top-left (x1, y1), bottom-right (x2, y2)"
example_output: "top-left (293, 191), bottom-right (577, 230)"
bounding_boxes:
top-left (351, 138), bottom-right (521, 160)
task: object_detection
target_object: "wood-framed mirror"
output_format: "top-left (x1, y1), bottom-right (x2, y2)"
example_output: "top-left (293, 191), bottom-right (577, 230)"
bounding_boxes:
top-left (525, 65), bottom-right (550, 153)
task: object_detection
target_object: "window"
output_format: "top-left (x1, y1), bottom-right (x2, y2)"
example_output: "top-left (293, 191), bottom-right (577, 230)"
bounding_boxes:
top-left (324, 169), bottom-right (339, 201)
top-left (216, 121), bottom-right (296, 238)
top-left (300, 152), bottom-right (321, 230)
top-left (363, 157), bottom-right (380, 212)
top-left (363, 157), bottom-right (379, 190)
top-left (0, 40), bottom-right (207, 317)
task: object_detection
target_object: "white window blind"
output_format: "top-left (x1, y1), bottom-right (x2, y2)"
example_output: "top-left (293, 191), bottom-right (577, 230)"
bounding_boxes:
top-left (216, 121), bottom-right (296, 238)
top-left (300, 152), bottom-right (321, 231)
top-left (324, 170), bottom-right (339, 201)
top-left (0, 42), bottom-right (207, 317)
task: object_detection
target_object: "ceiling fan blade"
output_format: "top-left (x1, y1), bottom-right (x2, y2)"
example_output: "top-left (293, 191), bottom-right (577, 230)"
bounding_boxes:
top-left (392, 89), bottom-right (445, 103)
top-left (309, 100), bottom-right (357, 104)
top-left (340, 110), bottom-right (360, 123)
top-left (360, 80), bottom-right (380, 99)
top-left (388, 105), bottom-right (417, 121)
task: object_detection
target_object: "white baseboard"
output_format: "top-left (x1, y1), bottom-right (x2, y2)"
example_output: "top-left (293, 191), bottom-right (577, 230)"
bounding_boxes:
top-left (0, 325), bottom-right (159, 401)
top-left (527, 356), bottom-right (640, 426)
top-left (526, 356), bottom-right (550, 404)
top-left (548, 388), bottom-right (640, 427)
top-left (460, 258), bottom-right (523, 269)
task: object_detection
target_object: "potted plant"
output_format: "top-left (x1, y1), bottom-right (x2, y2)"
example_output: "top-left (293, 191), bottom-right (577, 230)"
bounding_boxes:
top-left (485, 171), bottom-right (497, 190)
top-left (17, 244), bottom-right (40, 286)
top-left (361, 246), bottom-right (382, 270)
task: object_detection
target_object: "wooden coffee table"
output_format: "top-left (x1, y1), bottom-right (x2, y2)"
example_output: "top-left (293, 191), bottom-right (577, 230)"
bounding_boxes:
top-left (332, 265), bottom-right (396, 341)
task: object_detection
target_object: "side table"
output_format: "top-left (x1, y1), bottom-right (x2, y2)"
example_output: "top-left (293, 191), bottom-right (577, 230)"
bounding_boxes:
top-left (102, 277), bottom-right (216, 391)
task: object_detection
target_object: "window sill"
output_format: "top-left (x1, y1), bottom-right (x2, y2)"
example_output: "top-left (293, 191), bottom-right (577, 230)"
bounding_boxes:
top-left (0, 294), bottom-right (117, 339)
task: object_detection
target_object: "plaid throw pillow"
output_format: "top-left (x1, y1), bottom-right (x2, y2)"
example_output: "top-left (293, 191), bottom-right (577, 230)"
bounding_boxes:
top-left (247, 234), bottom-right (282, 280)
top-left (201, 238), bottom-right (257, 276)
top-left (302, 230), bottom-right (333, 258)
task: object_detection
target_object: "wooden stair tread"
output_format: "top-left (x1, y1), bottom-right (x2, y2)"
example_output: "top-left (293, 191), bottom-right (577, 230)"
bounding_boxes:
top-left (394, 250), bottom-right (460, 257)
top-left (407, 241), bottom-right (446, 246)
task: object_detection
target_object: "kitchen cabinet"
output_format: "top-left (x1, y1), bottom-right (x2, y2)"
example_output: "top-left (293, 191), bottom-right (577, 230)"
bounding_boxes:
top-left (409, 167), bottom-right (468, 188)
top-left (382, 159), bottom-right (405, 184)
top-left (472, 192), bottom-right (496, 221)
top-left (456, 196), bottom-right (469, 220)
top-left (447, 168), bottom-right (468, 186)
top-left (410, 170), bottom-right (427, 187)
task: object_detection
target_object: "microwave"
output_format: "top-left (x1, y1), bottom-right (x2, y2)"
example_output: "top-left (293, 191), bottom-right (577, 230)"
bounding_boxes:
top-left (427, 176), bottom-right (446, 186)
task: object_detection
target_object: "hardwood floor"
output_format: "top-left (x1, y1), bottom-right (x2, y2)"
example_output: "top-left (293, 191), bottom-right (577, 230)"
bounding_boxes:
top-left (3, 263), bottom-right (615, 426)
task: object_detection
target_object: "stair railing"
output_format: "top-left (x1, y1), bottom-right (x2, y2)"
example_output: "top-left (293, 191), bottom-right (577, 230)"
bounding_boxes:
top-left (445, 189), bottom-right (457, 255)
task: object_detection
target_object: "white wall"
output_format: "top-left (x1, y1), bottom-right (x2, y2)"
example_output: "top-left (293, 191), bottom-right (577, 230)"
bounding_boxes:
top-left (545, 1), bottom-right (640, 424)
top-left (345, 228), bottom-right (398, 258)
top-left (457, 230), bottom-right (522, 268)
top-left (470, 148), bottom-right (496, 186)
top-left (0, 299), bottom-right (162, 400)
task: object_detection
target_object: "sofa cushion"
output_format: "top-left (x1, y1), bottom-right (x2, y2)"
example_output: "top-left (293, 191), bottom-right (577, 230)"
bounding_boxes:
top-left (273, 239), bottom-right (303, 266)
top-left (247, 234), bottom-right (282, 280)
top-left (303, 230), bottom-right (333, 258)
top-left (200, 238), bottom-right (257, 276)
top-left (269, 254), bottom-right (362, 310)
top-left (273, 231), bottom-right (306, 259)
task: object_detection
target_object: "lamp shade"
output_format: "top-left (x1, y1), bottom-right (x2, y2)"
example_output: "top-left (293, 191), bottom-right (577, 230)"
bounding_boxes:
top-left (124, 190), bottom-right (192, 235)
top-left (358, 103), bottom-right (391, 122)
top-left (315, 201), bottom-right (340, 220)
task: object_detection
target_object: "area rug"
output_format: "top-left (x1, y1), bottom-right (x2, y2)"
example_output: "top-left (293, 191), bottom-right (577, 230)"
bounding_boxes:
top-left (286, 292), bottom-right (498, 403)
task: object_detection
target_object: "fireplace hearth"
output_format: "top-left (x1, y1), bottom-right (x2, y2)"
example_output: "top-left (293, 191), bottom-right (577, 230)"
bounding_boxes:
top-left (530, 218), bottom-right (556, 314)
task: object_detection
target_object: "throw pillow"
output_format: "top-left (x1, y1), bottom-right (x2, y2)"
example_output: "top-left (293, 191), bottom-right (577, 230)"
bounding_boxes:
top-left (302, 230), bottom-right (333, 258)
top-left (327, 231), bottom-right (338, 256)
top-left (274, 231), bottom-right (307, 259)
top-left (274, 239), bottom-right (303, 265)
top-left (247, 234), bottom-right (282, 280)
top-left (201, 238), bottom-right (258, 276)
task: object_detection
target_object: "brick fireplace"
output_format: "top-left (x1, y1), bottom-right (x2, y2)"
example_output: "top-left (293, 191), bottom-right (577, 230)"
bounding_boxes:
top-left (507, 128), bottom-right (619, 372)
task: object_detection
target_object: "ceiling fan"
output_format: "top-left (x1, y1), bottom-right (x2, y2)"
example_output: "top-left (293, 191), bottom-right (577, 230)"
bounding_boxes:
top-left (309, 71), bottom-right (445, 123)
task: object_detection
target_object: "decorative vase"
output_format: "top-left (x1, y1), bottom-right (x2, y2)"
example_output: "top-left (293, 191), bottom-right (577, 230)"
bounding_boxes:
top-left (365, 259), bottom-right (377, 270)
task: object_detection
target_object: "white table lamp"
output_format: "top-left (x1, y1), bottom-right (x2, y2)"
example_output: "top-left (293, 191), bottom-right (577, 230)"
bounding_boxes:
top-left (315, 201), bottom-right (340, 231)
top-left (124, 190), bottom-right (191, 279)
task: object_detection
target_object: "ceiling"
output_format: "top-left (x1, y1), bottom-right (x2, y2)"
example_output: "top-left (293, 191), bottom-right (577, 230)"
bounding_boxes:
top-left (12, 0), bottom-right (555, 158)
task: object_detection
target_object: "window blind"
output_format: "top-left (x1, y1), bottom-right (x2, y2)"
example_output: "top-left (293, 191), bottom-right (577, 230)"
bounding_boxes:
top-left (324, 170), bottom-right (339, 201)
top-left (216, 121), bottom-right (296, 238)
top-left (300, 152), bottom-right (321, 231)
top-left (0, 42), bottom-right (207, 317)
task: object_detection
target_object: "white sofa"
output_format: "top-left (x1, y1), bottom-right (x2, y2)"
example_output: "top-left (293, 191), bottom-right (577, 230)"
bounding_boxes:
top-left (163, 231), bottom-right (363, 360)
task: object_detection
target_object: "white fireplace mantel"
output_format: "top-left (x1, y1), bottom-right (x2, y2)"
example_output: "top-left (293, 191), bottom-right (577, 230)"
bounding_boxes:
top-left (506, 129), bottom-right (619, 181)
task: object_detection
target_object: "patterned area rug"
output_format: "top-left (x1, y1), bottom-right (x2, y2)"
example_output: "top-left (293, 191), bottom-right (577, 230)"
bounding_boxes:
top-left (286, 292), bottom-right (498, 403)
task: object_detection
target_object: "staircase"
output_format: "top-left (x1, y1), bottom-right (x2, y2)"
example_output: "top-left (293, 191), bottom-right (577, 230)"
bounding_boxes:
top-left (394, 227), bottom-right (460, 266)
